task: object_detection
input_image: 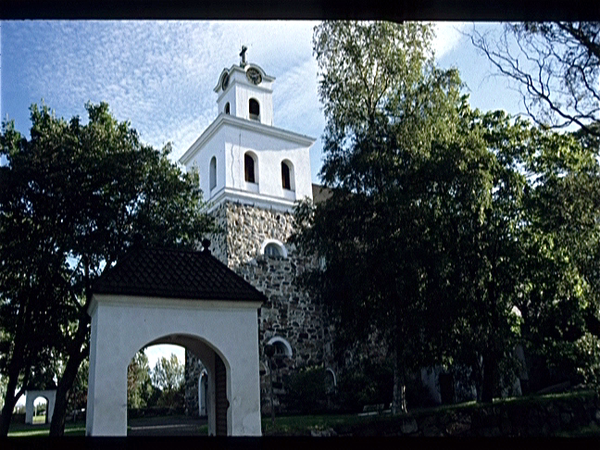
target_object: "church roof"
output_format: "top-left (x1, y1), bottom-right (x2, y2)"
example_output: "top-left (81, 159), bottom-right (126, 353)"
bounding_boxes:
top-left (93, 246), bottom-right (266, 303)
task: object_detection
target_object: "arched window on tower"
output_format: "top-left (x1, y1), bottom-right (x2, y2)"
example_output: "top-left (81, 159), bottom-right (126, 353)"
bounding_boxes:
top-left (224, 102), bottom-right (230, 115)
top-left (244, 153), bottom-right (256, 183)
top-left (281, 161), bottom-right (294, 190)
top-left (209, 156), bottom-right (217, 191)
top-left (249, 98), bottom-right (260, 121)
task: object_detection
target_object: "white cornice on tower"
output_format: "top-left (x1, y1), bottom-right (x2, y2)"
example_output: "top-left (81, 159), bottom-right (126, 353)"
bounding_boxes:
top-left (179, 113), bottom-right (315, 165)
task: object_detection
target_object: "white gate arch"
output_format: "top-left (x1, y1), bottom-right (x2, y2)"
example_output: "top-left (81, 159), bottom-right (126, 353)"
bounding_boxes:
top-left (85, 245), bottom-right (264, 436)
top-left (25, 390), bottom-right (56, 424)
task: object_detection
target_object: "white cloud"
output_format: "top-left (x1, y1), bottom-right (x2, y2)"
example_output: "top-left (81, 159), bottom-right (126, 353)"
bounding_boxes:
top-left (144, 344), bottom-right (186, 371)
top-left (432, 22), bottom-right (469, 59)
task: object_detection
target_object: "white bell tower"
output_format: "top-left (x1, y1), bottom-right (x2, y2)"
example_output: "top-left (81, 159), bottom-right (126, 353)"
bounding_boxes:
top-left (180, 48), bottom-right (315, 212)
top-left (215, 46), bottom-right (275, 126)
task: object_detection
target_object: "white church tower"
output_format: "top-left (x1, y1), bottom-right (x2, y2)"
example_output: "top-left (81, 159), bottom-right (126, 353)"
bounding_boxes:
top-left (180, 49), bottom-right (334, 418)
top-left (179, 46), bottom-right (315, 215)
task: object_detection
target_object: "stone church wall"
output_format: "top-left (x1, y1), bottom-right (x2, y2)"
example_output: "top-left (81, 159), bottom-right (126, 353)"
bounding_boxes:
top-left (185, 201), bottom-right (334, 416)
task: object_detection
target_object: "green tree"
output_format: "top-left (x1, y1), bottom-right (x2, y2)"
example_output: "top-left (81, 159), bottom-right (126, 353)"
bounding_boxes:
top-left (151, 354), bottom-right (184, 392)
top-left (127, 351), bottom-right (152, 409)
top-left (295, 20), bottom-right (474, 414)
top-left (470, 22), bottom-right (599, 136)
top-left (514, 123), bottom-right (600, 390)
top-left (297, 21), bottom-right (600, 411)
top-left (151, 354), bottom-right (184, 409)
top-left (66, 359), bottom-right (88, 415)
top-left (0, 102), bottom-right (216, 435)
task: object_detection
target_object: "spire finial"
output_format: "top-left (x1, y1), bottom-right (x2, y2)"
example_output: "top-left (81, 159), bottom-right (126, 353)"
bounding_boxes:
top-left (202, 238), bottom-right (211, 254)
top-left (239, 45), bottom-right (248, 67)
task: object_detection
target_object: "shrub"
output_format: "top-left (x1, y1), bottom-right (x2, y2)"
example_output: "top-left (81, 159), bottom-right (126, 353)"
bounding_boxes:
top-left (285, 366), bottom-right (329, 414)
top-left (337, 361), bottom-right (393, 413)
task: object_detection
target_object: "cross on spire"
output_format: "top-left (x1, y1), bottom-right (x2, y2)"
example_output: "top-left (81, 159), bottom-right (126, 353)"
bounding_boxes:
top-left (240, 45), bottom-right (248, 67)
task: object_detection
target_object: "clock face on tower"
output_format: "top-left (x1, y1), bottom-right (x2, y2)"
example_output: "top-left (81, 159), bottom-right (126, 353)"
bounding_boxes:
top-left (246, 67), bottom-right (262, 85)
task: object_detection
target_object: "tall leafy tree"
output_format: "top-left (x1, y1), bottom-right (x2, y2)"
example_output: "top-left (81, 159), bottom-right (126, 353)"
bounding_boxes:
top-left (295, 21), bottom-right (477, 413)
top-left (0, 102), bottom-right (216, 435)
top-left (127, 351), bottom-right (152, 409)
top-left (151, 354), bottom-right (185, 409)
top-left (151, 354), bottom-right (184, 392)
top-left (516, 123), bottom-right (600, 390)
top-left (296, 21), bottom-right (600, 411)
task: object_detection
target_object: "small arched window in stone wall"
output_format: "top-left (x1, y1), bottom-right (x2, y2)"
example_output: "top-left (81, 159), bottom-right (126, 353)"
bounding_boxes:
top-left (249, 98), bottom-right (260, 121)
top-left (260, 239), bottom-right (287, 258)
top-left (224, 102), bottom-right (230, 114)
top-left (325, 368), bottom-right (337, 393)
top-left (281, 160), bottom-right (294, 191)
top-left (267, 336), bottom-right (292, 358)
top-left (209, 156), bottom-right (217, 190)
top-left (264, 243), bottom-right (281, 257)
top-left (245, 153), bottom-right (256, 183)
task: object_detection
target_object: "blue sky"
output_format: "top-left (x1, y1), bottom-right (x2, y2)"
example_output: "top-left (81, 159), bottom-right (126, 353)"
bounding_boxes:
top-left (1, 21), bottom-right (523, 184)
top-left (1, 20), bottom-right (524, 376)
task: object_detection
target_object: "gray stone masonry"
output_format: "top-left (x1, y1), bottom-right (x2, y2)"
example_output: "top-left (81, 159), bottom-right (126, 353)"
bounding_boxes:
top-left (185, 201), bottom-right (334, 416)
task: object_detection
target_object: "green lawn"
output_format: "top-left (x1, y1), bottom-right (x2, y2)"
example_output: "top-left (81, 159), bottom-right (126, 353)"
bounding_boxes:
top-left (261, 413), bottom-right (368, 435)
top-left (8, 422), bottom-right (86, 437)
top-left (7, 391), bottom-right (600, 437)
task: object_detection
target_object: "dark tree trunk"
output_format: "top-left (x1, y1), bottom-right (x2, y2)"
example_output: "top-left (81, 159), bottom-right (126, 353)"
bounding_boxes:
top-left (392, 354), bottom-right (407, 414)
top-left (49, 313), bottom-right (90, 436)
top-left (49, 349), bottom-right (86, 436)
top-left (50, 263), bottom-right (93, 437)
top-left (480, 260), bottom-right (500, 404)
top-left (481, 353), bottom-right (498, 403)
top-left (391, 323), bottom-right (407, 415)
top-left (0, 372), bottom-right (23, 436)
top-left (0, 314), bottom-right (29, 436)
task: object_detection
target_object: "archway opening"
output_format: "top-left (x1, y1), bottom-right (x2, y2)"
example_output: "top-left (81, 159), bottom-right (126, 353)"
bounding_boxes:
top-left (33, 396), bottom-right (49, 425)
top-left (125, 336), bottom-right (229, 436)
top-left (127, 343), bottom-right (207, 436)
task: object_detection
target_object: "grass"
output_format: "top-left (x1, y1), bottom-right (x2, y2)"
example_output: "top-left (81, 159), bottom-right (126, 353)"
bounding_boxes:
top-left (8, 415), bottom-right (208, 437)
top-left (261, 413), bottom-right (369, 435)
top-left (7, 413), bottom-right (600, 437)
top-left (556, 423), bottom-right (600, 438)
top-left (8, 422), bottom-right (86, 437)
top-left (6, 391), bottom-right (600, 437)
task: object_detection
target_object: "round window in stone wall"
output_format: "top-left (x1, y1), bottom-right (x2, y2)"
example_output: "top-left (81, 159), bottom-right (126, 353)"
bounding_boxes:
top-left (260, 239), bottom-right (287, 258)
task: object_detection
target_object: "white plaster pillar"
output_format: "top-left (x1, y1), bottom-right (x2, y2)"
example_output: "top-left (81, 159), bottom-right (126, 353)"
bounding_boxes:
top-left (86, 304), bottom-right (128, 436)
top-left (226, 314), bottom-right (262, 436)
